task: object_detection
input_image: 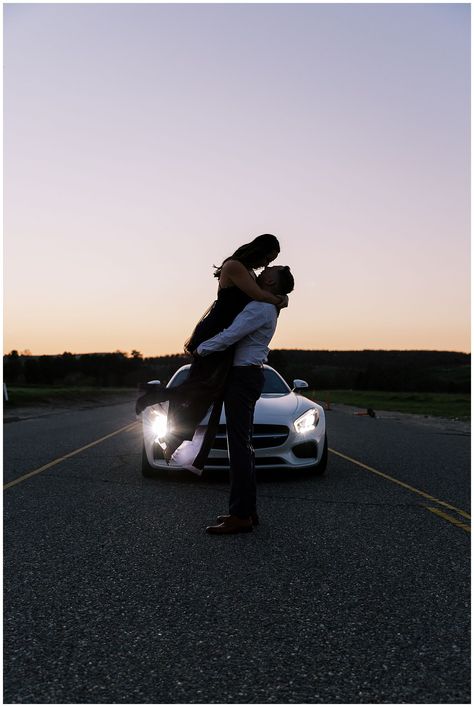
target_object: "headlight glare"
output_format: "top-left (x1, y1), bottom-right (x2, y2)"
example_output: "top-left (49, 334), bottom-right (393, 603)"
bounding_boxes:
top-left (151, 411), bottom-right (168, 439)
top-left (294, 408), bottom-right (318, 433)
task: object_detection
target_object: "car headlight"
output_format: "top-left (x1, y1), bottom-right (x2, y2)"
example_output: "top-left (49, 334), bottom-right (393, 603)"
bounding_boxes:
top-left (150, 410), bottom-right (168, 440)
top-left (294, 408), bottom-right (319, 433)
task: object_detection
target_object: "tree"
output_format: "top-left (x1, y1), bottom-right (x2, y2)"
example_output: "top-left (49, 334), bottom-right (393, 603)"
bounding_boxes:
top-left (4, 350), bottom-right (22, 384)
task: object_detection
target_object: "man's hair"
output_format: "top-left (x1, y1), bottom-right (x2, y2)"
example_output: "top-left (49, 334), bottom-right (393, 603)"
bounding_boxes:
top-left (275, 266), bottom-right (294, 295)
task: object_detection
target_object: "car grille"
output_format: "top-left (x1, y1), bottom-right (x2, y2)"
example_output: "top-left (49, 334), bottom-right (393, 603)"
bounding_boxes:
top-left (205, 456), bottom-right (287, 467)
top-left (212, 424), bottom-right (289, 451)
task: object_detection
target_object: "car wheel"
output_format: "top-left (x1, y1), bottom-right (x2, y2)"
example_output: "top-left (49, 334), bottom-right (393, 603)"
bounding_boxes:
top-left (141, 443), bottom-right (155, 477)
top-left (308, 434), bottom-right (328, 476)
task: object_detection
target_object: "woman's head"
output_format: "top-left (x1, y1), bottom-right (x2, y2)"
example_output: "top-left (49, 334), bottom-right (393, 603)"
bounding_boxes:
top-left (214, 234), bottom-right (280, 277)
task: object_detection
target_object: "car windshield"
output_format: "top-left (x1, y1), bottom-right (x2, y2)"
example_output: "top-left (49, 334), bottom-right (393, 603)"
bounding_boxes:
top-left (168, 367), bottom-right (290, 394)
top-left (261, 369), bottom-right (290, 394)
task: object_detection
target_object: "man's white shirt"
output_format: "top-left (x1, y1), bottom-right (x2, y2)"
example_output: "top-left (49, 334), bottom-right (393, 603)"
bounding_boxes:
top-left (196, 301), bottom-right (278, 366)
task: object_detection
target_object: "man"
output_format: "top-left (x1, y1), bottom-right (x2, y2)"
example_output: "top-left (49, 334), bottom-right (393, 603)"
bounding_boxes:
top-left (194, 265), bottom-right (295, 535)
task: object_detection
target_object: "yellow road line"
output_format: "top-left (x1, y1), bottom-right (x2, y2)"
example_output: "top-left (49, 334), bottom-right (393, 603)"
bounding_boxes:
top-left (329, 448), bottom-right (471, 521)
top-left (424, 506), bottom-right (471, 533)
top-left (4, 422), bottom-right (138, 491)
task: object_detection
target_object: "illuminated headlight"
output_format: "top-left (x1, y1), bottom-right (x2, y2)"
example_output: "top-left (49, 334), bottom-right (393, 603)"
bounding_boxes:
top-left (151, 411), bottom-right (168, 439)
top-left (294, 408), bottom-right (319, 433)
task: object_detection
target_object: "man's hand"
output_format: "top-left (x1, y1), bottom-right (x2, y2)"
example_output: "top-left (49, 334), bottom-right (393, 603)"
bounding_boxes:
top-left (277, 295), bottom-right (289, 310)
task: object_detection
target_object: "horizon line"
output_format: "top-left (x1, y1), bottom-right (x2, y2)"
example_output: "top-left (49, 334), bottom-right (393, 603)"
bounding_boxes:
top-left (3, 348), bottom-right (471, 357)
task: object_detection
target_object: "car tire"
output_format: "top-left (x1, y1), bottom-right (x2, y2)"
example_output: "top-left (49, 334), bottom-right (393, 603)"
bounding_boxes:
top-left (141, 443), bottom-right (155, 477)
top-left (308, 434), bottom-right (328, 476)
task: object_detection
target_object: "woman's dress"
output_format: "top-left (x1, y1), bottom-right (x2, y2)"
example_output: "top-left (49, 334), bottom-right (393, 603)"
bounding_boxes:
top-left (138, 285), bottom-right (252, 470)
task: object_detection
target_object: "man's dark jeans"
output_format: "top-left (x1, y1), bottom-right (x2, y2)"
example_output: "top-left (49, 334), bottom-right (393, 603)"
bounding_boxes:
top-left (224, 366), bottom-right (265, 518)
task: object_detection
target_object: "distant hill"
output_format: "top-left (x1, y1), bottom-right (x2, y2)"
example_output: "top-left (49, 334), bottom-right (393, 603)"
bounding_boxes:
top-left (3, 349), bottom-right (470, 393)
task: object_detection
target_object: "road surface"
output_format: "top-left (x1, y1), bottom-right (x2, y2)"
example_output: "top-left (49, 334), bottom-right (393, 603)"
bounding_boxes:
top-left (3, 397), bottom-right (470, 703)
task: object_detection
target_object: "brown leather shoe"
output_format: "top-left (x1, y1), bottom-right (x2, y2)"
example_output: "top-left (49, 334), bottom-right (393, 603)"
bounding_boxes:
top-left (217, 512), bottom-right (259, 526)
top-left (206, 515), bottom-right (253, 535)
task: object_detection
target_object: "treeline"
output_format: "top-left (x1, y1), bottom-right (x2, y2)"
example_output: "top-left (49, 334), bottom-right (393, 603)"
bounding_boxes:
top-left (3, 349), bottom-right (470, 393)
top-left (3, 350), bottom-right (192, 388)
top-left (267, 350), bottom-right (470, 393)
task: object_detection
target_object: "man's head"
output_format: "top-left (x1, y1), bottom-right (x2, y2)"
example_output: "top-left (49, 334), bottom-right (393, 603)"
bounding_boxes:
top-left (257, 265), bottom-right (294, 296)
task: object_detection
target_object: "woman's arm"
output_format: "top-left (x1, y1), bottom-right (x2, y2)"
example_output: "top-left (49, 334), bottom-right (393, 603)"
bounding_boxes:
top-left (220, 260), bottom-right (286, 307)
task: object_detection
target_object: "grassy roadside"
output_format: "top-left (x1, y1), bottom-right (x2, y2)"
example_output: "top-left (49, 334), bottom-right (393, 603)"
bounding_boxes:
top-left (4, 386), bottom-right (137, 407)
top-left (3, 385), bottom-right (471, 420)
top-left (308, 390), bottom-right (471, 420)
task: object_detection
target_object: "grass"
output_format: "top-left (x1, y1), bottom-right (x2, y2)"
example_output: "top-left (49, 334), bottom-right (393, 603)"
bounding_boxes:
top-left (4, 385), bottom-right (471, 420)
top-left (308, 389), bottom-right (471, 420)
top-left (4, 386), bottom-right (136, 407)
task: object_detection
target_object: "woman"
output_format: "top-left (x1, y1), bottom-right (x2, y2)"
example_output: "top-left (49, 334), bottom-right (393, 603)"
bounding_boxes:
top-left (136, 233), bottom-right (287, 470)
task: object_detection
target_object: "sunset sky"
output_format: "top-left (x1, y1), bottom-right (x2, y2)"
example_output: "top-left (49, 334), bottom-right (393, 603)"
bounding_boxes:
top-left (4, 3), bottom-right (470, 356)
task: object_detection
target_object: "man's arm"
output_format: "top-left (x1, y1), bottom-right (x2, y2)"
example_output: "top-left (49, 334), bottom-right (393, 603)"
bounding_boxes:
top-left (196, 302), bottom-right (273, 356)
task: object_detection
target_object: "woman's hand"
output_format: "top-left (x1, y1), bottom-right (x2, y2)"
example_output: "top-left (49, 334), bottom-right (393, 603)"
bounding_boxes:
top-left (277, 295), bottom-right (289, 310)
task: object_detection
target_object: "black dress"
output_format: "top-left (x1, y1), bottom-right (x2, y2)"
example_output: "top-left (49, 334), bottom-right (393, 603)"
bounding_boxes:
top-left (137, 285), bottom-right (252, 469)
top-left (185, 285), bottom-right (253, 354)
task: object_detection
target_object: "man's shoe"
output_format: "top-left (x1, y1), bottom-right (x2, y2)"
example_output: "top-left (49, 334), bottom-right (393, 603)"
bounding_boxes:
top-left (216, 512), bottom-right (259, 526)
top-left (206, 515), bottom-right (253, 535)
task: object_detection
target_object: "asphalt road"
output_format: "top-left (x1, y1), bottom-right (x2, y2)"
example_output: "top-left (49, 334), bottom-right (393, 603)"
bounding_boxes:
top-left (3, 397), bottom-right (470, 703)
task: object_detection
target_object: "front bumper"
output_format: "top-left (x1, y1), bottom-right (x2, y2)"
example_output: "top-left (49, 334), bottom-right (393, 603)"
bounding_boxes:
top-left (143, 415), bottom-right (326, 471)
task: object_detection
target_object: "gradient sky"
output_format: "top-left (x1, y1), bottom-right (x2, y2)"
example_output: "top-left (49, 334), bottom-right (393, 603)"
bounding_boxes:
top-left (4, 3), bottom-right (470, 356)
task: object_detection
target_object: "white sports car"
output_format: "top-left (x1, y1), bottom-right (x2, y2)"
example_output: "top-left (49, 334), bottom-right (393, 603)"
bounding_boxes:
top-left (141, 364), bottom-right (327, 476)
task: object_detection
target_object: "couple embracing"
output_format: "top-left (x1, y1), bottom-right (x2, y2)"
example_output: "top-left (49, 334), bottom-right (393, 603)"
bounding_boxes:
top-left (136, 234), bottom-right (294, 535)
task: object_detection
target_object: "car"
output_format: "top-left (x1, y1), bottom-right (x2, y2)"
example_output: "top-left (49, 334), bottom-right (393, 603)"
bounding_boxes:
top-left (140, 364), bottom-right (327, 477)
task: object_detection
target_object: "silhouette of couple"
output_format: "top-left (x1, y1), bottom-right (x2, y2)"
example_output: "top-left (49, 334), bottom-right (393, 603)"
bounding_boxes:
top-left (136, 234), bottom-right (294, 534)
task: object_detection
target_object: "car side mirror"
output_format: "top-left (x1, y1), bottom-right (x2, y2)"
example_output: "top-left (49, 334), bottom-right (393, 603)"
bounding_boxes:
top-left (293, 379), bottom-right (309, 392)
top-left (147, 379), bottom-right (161, 386)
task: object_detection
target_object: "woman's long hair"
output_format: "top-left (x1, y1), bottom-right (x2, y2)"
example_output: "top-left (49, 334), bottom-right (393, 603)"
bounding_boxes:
top-left (213, 233), bottom-right (280, 278)
top-left (184, 233), bottom-right (280, 353)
